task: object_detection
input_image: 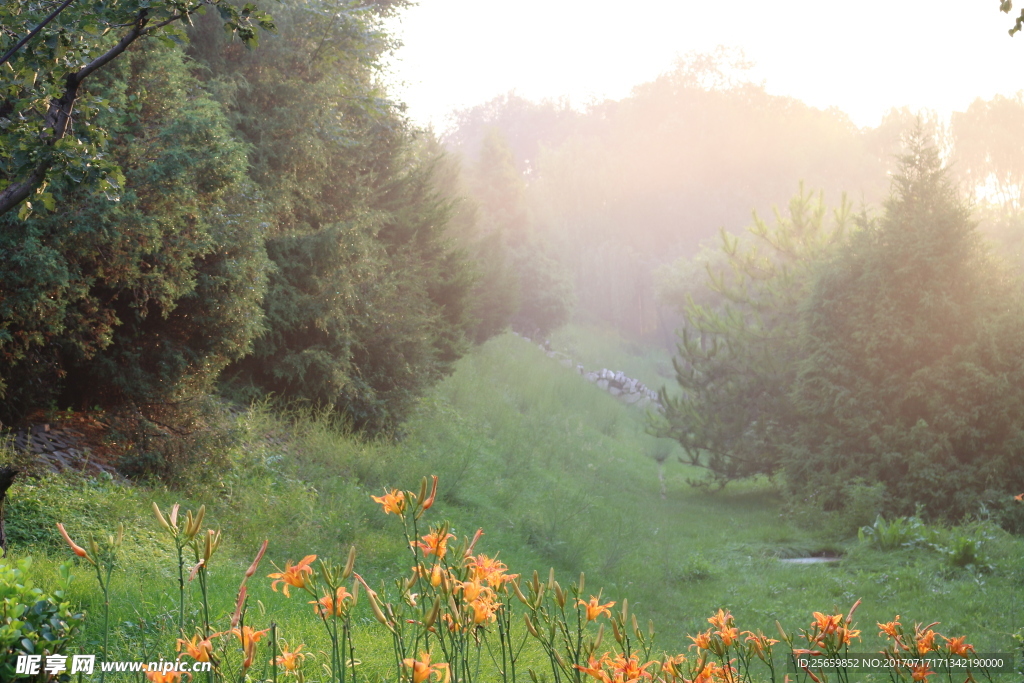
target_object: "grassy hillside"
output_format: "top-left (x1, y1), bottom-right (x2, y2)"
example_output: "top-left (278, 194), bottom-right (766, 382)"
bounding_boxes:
top-left (2, 325), bottom-right (1022, 680)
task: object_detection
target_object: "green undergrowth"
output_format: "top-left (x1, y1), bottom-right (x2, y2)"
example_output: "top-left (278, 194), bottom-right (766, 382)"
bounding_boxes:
top-left (2, 327), bottom-right (1023, 679)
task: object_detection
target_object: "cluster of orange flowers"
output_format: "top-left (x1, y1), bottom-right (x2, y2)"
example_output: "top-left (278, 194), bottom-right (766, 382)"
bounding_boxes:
top-left (118, 477), bottom-right (1004, 683)
top-left (687, 608), bottom-right (778, 662)
top-left (876, 615), bottom-right (975, 681)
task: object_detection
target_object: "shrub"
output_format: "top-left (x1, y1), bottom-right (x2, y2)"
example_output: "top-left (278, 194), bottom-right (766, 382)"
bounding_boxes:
top-left (0, 558), bottom-right (84, 682)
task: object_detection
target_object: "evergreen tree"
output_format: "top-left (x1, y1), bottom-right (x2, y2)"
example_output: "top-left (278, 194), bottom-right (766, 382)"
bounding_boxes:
top-left (0, 43), bottom-right (267, 421)
top-left (194, 0), bottom-right (475, 432)
top-left (654, 185), bottom-right (850, 485)
top-left (788, 134), bottom-right (1024, 520)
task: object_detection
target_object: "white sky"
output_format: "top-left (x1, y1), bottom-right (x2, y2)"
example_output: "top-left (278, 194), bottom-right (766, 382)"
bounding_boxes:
top-left (383, 0), bottom-right (1024, 132)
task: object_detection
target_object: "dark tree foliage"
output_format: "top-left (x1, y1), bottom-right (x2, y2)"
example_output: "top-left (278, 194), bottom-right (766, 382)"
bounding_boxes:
top-left (0, 0), bottom-right (273, 217)
top-left (194, 0), bottom-right (474, 432)
top-left (788, 135), bottom-right (1024, 520)
top-left (0, 44), bottom-right (267, 421)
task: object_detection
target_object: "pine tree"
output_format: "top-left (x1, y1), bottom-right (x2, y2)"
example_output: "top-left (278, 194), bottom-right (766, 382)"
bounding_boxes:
top-left (788, 132), bottom-right (1024, 520)
top-left (654, 185), bottom-right (850, 485)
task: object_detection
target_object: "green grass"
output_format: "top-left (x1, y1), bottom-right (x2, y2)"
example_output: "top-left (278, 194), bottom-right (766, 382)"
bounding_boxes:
top-left (3, 325), bottom-right (1022, 681)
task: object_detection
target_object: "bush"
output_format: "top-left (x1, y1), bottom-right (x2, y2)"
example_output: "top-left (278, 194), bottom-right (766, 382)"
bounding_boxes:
top-left (0, 558), bottom-right (84, 682)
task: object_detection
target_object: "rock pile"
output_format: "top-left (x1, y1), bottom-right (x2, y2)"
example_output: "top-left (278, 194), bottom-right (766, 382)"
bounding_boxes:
top-left (1, 423), bottom-right (120, 477)
top-left (513, 332), bottom-right (663, 410)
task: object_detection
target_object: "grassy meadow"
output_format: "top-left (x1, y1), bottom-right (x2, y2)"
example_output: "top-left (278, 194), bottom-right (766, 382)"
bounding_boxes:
top-left (3, 325), bottom-right (1022, 680)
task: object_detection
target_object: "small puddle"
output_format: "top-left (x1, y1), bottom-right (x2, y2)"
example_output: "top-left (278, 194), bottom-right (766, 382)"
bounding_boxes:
top-left (779, 556), bottom-right (841, 565)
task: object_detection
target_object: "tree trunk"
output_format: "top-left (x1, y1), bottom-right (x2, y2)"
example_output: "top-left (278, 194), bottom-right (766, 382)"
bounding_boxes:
top-left (0, 466), bottom-right (19, 554)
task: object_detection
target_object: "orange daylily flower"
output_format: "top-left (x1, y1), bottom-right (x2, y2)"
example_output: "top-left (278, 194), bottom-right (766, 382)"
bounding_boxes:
top-left (707, 609), bottom-right (733, 632)
top-left (576, 655), bottom-right (611, 683)
top-left (944, 635), bottom-right (974, 657)
top-left (143, 668), bottom-right (192, 683)
top-left (412, 530), bottom-right (455, 559)
top-left (275, 644), bottom-right (308, 672)
top-left (403, 652), bottom-right (451, 683)
top-left (660, 654), bottom-right (687, 675)
top-left (836, 626), bottom-right (860, 645)
top-left (878, 616), bottom-right (901, 639)
top-left (915, 628), bottom-right (938, 654)
top-left (811, 612), bottom-right (842, 635)
top-left (743, 631), bottom-right (778, 659)
top-left (268, 555), bottom-right (317, 597)
top-left (470, 595), bottom-right (501, 625)
top-left (312, 586), bottom-right (354, 619)
top-left (459, 578), bottom-right (493, 603)
top-left (606, 652), bottom-right (654, 682)
top-left (467, 553), bottom-right (518, 588)
top-left (689, 629), bottom-right (713, 650)
top-left (717, 626), bottom-right (739, 646)
top-left (372, 488), bottom-right (407, 516)
top-left (910, 663), bottom-right (934, 681)
top-left (578, 594), bottom-right (616, 622)
top-left (176, 634), bottom-right (215, 663)
top-left (218, 625), bottom-right (270, 669)
top-left (687, 661), bottom-right (733, 683)
top-left (1014, 492), bottom-right (1024, 502)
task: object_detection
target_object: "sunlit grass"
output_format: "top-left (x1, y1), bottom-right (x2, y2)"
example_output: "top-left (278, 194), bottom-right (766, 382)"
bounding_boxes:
top-left (3, 326), bottom-right (1022, 680)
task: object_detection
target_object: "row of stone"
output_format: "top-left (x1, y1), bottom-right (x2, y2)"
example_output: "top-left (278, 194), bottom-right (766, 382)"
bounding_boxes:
top-left (512, 332), bottom-right (663, 410)
top-left (1, 425), bottom-right (119, 477)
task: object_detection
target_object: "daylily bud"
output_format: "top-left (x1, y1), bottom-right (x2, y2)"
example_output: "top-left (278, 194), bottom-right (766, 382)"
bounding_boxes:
top-left (351, 579), bottom-right (360, 606)
top-left (231, 585), bottom-right (247, 628)
top-left (56, 523), bottom-right (96, 566)
top-left (845, 598), bottom-right (862, 625)
top-left (417, 477), bottom-right (428, 507)
top-left (523, 614), bottom-right (539, 637)
top-left (611, 619), bottom-right (623, 645)
top-left (189, 559), bottom-right (206, 582)
top-left (578, 572), bottom-right (585, 595)
top-left (245, 540), bottom-right (269, 580)
top-left (368, 593), bottom-right (389, 626)
top-left (621, 598), bottom-right (629, 624)
top-left (465, 528), bottom-right (483, 556)
top-left (548, 567), bottom-right (556, 591)
top-left (447, 594), bottom-right (460, 619)
top-left (553, 651), bottom-right (566, 669)
top-left (424, 598), bottom-right (441, 628)
top-left (169, 503), bottom-right (180, 528)
top-left (511, 578), bottom-right (528, 605)
top-left (632, 614), bottom-right (640, 638)
top-left (594, 624), bottom-right (604, 650)
top-left (422, 475), bottom-right (438, 510)
top-left (553, 583), bottom-right (566, 608)
top-left (648, 619), bottom-right (655, 639)
top-left (776, 620), bottom-right (789, 642)
top-left (203, 529), bottom-right (222, 562)
top-left (153, 502), bottom-right (172, 533)
top-left (342, 545), bottom-right (356, 580)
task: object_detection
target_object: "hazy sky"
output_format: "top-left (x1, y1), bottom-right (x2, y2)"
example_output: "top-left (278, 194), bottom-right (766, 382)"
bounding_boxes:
top-left (384, 1), bottom-right (1024, 131)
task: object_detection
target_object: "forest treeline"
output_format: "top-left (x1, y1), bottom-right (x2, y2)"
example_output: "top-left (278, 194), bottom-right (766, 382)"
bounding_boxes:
top-left (0, 0), bottom-right (489, 455)
top-left (4, 2), bottom-right (1024, 523)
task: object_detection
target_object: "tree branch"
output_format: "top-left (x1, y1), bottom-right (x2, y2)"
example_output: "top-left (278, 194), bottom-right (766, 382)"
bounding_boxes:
top-left (0, 9), bottom-right (155, 217)
top-left (0, 0), bottom-right (79, 68)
